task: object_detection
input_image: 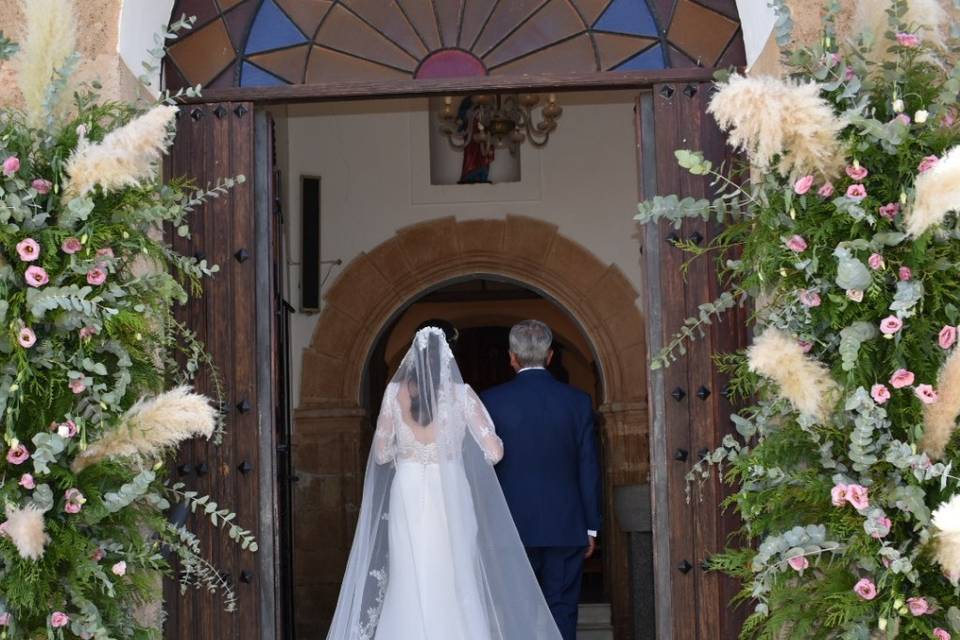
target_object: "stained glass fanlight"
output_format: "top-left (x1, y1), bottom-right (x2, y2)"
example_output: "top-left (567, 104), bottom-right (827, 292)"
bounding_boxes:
top-left (164, 0), bottom-right (745, 90)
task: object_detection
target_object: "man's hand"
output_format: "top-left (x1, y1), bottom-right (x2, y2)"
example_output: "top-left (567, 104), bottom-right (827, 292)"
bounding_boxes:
top-left (584, 536), bottom-right (597, 559)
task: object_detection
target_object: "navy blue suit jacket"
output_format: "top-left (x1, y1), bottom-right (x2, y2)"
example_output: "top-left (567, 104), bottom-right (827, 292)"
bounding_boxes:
top-left (481, 369), bottom-right (602, 548)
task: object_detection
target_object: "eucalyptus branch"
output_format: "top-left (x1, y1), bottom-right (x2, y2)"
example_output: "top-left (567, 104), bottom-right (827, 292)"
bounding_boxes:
top-left (650, 291), bottom-right (737, 369)
top-left (167, 483), bottom-right (259, 552)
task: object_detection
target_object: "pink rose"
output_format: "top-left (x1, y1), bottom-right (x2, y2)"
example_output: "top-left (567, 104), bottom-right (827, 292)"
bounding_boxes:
top-left (86, 267), bottom-right (107, 286)
top-left (785, 235), bottom-right (807, 252)
top-left (945, 109), bottom-right (958, 127)
top-left (853, 577), bottom-right (877, 600)
top-left (2, 156), bottom-right (20, 177)
top-left (50, 611), bottom-right (69, 628)
top-left (890, 368), bottom-right (915, 388)
top-left (112, 560), bottom-right (127, 576)
top-left (798, 340), bottom-right (814, 353)
top-left (899, 266), bottom-right (912, 281)
top-left (831, 483), bottom-right (849, 507)
top-left (64, 488), bottom-right (86, 514)
top-left (69, 378), bottom-right (86, 394)
top-left (31, 178), bottom-right (52, 194)
top-left (871, 384), bottom-right (891, 404)
top-left (0, 612), bottom-right (9, 626)
top-left (919, 155), bottom-right (939, 173)
top-left (57, 420), bottom-right (78, 438)
top-left (787, 555), bottom-right (809, 572)
top-left (846, 289), bottom-right (864, 302)
top-left (907, 596), bottom-right (930, 616)
top-left (61, 237), bottom-right (82, 254)
top-left (95, 247), bottom-right (114, 260)
top-left (871, 516), bottom-right (892, 538)
top-left (799, 290), bottom-right (821, 307)
top-left (794, 175), bottom-right (815, 195)
top-left (846, 484), bottom-right (869, 510)
top-left (846, 184), bottom-right (868, 202)
top-left (934, 628), bottom-right (952, 640)
top-left (880, 315), bottom-right (903, 335)
top-left (24, 265), bottom-right (49, 287)
top-left (818, 182), bottom-right (835, 197)
top-left (91, 547), bottom-right (105, 562)
top-left (939, 325), bottom-right (957, 349)
top-left (845, 67), bottom-right (856, 81)
top-left (879, 202), bottom-right (901, 219)
top-left (846, 165), bottom-right (869, 181)
top-left (19, 473), bottom-right (35, 489)
top-left (896, 32), bottom-right (921, 47)
top-left (16, 238), bottom-right (40, 262)
top-left (17, 327), bottom-right (36, 348)
top-left (915, 384), bottom-right (938, 404)
top-left (79, 326), bottom-right (97, 340)
top-left (896, 113), bottom-right (911, 126)
top-left (868, 253), bottom-right (885, 270)
top-left (6, 443), bottom-right (29, 465)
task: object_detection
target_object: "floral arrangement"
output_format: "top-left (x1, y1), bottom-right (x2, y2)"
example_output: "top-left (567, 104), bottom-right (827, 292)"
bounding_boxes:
top-left (0, 2), bottom-right (253, 638)
top-left (637, 0), bottom-right (960, 637)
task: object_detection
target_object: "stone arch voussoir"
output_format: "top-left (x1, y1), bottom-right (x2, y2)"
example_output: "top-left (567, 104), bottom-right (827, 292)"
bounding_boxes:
top-left (298, 215), bottom-right (647, 410)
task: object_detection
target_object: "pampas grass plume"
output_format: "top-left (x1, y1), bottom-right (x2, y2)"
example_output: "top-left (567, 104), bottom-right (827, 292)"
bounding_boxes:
top-left (707, 75), bottom-right (845, 180)
top-left (921, 347), bottom-right (960, 459)
top-left (747, 327), bottom-right (838, 421)
top-left (63, 105), bottom-right (178, 201)
top-left (15, 0), bottom-right (77, 128)
top-left (4, 504), bottom-right (50, 560)
top-left (72, 386), bottom-right (215, 472)
top-left (906, 146), bottom-right (960, 237)
top-left (932, 493), bottom-right (960, 585)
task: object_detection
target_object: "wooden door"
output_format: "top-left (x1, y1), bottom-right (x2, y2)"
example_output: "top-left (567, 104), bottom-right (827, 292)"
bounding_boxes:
top-left (638, 84), bottom-right (748, 640)
top-left (163, 102), bottom-right (280, 640)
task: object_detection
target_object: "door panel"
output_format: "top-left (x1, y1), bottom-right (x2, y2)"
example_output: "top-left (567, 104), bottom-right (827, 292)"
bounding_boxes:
top-left (163, 102), bottom-right (279, 640)
top-left (638, 84), bottom-right (748, 640)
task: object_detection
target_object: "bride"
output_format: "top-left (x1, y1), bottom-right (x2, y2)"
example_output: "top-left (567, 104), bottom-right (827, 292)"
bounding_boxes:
top-left (326, 327), bottom-right (562, 640)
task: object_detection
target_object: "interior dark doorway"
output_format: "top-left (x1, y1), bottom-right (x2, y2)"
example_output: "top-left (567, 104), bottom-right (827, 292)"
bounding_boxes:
top-left (364, 277), bottom-right (609, 605)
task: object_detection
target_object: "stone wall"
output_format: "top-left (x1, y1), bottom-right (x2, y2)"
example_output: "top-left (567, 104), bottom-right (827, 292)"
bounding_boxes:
top-left (0, 0), bottom-right (139, 110)
top-left (750, 0), bottom-right (959, 76)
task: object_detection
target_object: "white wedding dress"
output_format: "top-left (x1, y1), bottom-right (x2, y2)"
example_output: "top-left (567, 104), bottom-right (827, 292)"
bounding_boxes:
top-left (326, 328), bottom-right (562, 640)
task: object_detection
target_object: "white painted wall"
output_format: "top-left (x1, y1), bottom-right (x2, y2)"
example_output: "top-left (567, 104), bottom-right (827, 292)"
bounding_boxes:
top-left (118, 0), bottom-right (175, 96)
top-left (281, 92), bottom-right (643, 405)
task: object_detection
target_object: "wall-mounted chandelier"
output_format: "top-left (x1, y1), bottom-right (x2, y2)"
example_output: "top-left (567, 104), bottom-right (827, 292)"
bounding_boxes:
top-left (438, 93), bottom-right (563, 156)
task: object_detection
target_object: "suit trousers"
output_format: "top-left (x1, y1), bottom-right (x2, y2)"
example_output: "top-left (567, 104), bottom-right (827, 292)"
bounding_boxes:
top-left (525, 546), bottom-right (585, 640)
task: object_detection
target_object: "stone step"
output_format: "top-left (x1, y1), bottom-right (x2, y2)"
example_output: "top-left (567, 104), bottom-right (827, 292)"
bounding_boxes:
top-left (578, 603), bottom-right (612, 626)
top-left (578, 603), bottom-right (614, 640)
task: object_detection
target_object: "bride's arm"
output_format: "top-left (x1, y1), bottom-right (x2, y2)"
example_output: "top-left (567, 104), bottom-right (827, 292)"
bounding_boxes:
top-left (373, 387), bottom-right (398, 464)
top-left (465, 385), bottom-right (504, 464)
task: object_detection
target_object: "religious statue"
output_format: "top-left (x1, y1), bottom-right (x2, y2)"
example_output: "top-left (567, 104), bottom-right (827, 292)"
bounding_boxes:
top-left (456, 96), bottom-right (495, 184)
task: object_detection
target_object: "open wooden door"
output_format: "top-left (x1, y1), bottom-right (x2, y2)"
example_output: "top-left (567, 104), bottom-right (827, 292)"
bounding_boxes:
top-left (638, 83), bottom-right (749, 640)
top-left (163, 102), bottom-right (281, 640)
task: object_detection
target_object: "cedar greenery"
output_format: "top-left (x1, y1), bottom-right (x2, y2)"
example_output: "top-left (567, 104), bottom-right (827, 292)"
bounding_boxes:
top-left (637, 1), bottom-right (960, 637)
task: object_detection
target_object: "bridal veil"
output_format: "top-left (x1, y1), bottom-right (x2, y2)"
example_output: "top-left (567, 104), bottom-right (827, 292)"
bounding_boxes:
top-left (325, 327), bottom-right (562, 640)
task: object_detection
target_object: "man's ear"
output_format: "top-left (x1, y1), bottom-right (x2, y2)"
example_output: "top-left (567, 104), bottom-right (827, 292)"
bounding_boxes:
top-left (509, 352), bottom-right (520, 371)
top-left (545, 349), bottom-right (554, 367)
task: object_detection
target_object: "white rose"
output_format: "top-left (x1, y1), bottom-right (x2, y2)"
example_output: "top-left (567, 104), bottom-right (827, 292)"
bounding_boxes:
top-left (915, 109), bottom-right (929, 123)
top-left (57, 425), bottom-right (71, 438)
top-left (846, 289), bottom-right (864, 302)
top-left (893, 98), bottom-right (905, 112)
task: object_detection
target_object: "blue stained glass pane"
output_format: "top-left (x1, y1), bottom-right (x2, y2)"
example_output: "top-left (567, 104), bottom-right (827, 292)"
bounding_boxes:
top-left (244, 0), bottom-right (308, 55)
top-left (593, 0), bottom-right (659, 37)
top-left (241, 61), bottom-right (288, 86)
top-left (615, 44), bottom-right (665, 69)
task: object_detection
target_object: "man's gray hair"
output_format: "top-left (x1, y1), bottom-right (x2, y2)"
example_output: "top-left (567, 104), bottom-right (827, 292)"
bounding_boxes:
top-left (509, 320), bottom-right (553, 368)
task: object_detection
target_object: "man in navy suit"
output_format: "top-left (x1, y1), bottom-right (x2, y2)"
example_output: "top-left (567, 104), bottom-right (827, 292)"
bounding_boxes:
top-left (480, 320), bottom-right (602, 640)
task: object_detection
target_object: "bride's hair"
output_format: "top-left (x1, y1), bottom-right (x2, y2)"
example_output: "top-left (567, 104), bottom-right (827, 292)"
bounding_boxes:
top-left (405, 330), bottom-right (444, 427)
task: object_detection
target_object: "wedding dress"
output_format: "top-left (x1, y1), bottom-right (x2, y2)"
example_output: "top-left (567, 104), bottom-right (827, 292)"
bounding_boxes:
top-left (326, 327), bottom-right (562, 640)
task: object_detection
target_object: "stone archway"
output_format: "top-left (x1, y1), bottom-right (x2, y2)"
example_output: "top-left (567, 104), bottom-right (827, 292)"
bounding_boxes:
top-left (292, 214), bottom-right (648, 638)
